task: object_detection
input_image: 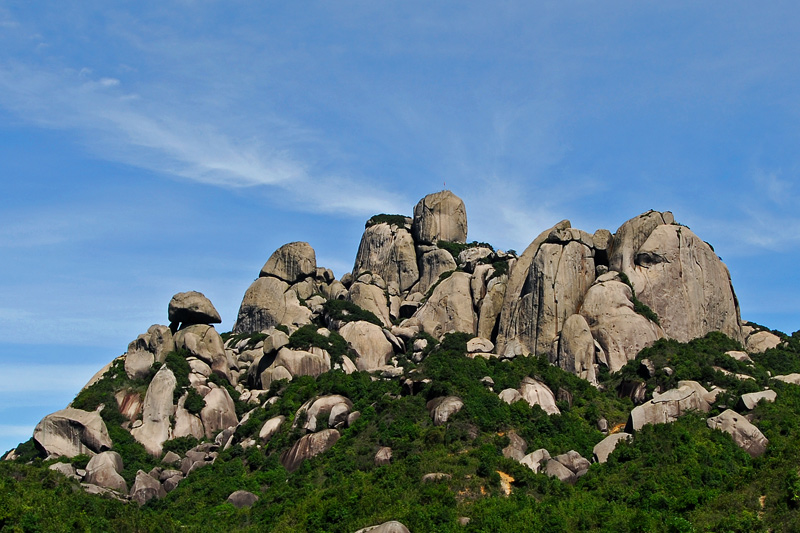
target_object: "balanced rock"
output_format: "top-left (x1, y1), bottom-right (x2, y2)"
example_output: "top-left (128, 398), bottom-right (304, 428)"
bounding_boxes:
top-left (260, 241), bottom-right (317, 284)
top-left (707, 409), bottom-right (769, 457)
top-left (168, 291), bottom-right (221, 326)
top-left (411, 190), bottom-right (468, 245)
top-left (280, 429), bottom-right (340, 472)
top-left (33, 408), bottom-right (113, 458)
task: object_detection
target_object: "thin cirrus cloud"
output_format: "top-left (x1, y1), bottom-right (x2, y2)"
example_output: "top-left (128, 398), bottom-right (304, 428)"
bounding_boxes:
top-left (0, 61), bottom-right (407, 218)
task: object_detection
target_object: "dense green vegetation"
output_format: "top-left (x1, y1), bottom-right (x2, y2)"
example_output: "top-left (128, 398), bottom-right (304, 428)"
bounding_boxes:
top-left (323, 299), bottom-right (383, 327)
top-left (617, 272), bottom-right (661, 326)
top-left (437, 240), bottom-right (494, 262)
top-left (6, 327), bottom-right (800, 531)
top-left (288, 324), bottom-right (350, 365)
top-left (365, 214), bottom-right (409, 228)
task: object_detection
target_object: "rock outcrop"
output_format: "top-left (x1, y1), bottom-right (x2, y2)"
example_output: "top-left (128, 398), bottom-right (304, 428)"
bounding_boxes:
top-left (280, 429), bottom-right (340, 472)
top-left (84, 451), bottom-right (127, 493)
top-left (33, 408), bottom-right (113, 458)
top-left (411, 191), bottom-right (467, 245)
top-left (707, 409), bottom-right (769, 457)
top-left (168, 291), bottom-right (221, 327)
top-left (352, 219), bottom-right (419, 292)
top-left (260, 241), bottom-right (317, 284)
top-left (131, 366), bottom-right (176, 456)
top-left (626, 383), bottom-right (711, 433)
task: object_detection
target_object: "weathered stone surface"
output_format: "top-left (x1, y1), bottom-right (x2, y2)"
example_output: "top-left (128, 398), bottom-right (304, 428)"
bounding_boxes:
top-left (227, 490), bottom-right (259, 508)
top-left (168, 291), bottom-right (221, 326)
top-left (131, 366), bottom-right (176, 456)
top-left (295, 395), bottom-right (353, 432)
top-left (544, 458), bottom-right (576, 483)
top-left (422, 473), bottom-right (453, 483)
top-left (467, 337), bottom-right (494, 354)
top-left (410, 272), bottom-right (476, 339)
top-left (411, 190), bottom-right (468, 245)
top-left (555, 314), bottom-right (597, 385)
top-left (498, 388), bottom-right (523, 405)
top-left (84, 451), bottom-right (127, 493)
top-left (417, 249), bottom-right (457, 295)
top-left (707, 409), bottom-right (769, 457)
top-left (260, 242), bottom-right (317, 284)
top-left (496, 221), bottom-right (595, 357)
top-left (746, 330), bottom-right (782, 353)
top-left (520, 448), bottom-right (551, 474)
top-left (174, 325), bottom-right (228, 380)
top-left (626, 384), bottom-right (711, 433)
top-left (275, 347), bottom-right (332, 378)
top-left (263, 330), bottom-right (290, 354)
top-left (355, 521), bottom-right (411, 533)
top-left (725, 350), bottom-right (754, 364)
top-left (375, 446), bottom-right (393, 466)
top-left (348, 282), bottom-right (392, 328)
top-left (172, 394), bottom-right (205, 440)
top-left (426, 396), bottom-right (464, 426)
top-left (49, 462), bottom-right (79, 479)
top-left (553, 450), bottom-right (591, 477)
top-left (580, 275), bottom-right (663, 372)
top-left (130, 470), bottom-right (166, 506)
top-left (623, 224), bottom-right (743, 343)
top-left (200, 387), bottom-right (238, 439)
top-left (593, 433), bottom-right (632, 464)
top-left (737, 390), bottom-right (777, 410)
top-left (353, 222), bottom-right (419, 293)
top-left (260, 364), bottom-right (294, 390)
top-left (774, 373), bottom-right (800, 385)
top-left (115, 389), bottom-right (143, 421)
top-left (502, 431), bottom-right (527, 461)
top-left (518, 377), bottom-right (560, 415)
top-left (259, 415), bottom-right (285, 443)
top-left (280, 429), bottom-right (340, 472)
top-left (477, 276), bottom-right (507, 340)
top-left (234, 277), bottom-right (312, 333)
top-left (339, 321), bottom-right (394, 371)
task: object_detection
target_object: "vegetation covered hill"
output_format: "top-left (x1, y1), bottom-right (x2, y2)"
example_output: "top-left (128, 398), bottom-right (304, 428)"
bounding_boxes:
top-left (4, 327), bottom-right (800, 532)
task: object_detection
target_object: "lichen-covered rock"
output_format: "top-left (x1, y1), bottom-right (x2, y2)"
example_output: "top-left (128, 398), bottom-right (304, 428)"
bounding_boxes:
top-left (707, 409), bottom-right (769, 457)
top-left (339, 321), bottom-right (394, 371)
top-left (352, 221), bottom-right (419, 293)
top-left (280, 429), bottom-right (340, 472)
top-left (168, 291), bottom-right (221, 326)
top-left (131, 366), bottom-right (176, 456)
top-left (260, 241), bottom-right (317, 284)
top-left (411, 190), bottom-right (468, 245)
top-left (34, 408), bottom-right (113, 458)
top-left (580, 274), bottom-right (663, 372)
top-left (410, 272), bottom-right (476, 339)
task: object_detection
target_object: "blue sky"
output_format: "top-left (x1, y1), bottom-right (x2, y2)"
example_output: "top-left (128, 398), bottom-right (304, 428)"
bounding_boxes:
top-left (1, 1), bottom-right (799, 454)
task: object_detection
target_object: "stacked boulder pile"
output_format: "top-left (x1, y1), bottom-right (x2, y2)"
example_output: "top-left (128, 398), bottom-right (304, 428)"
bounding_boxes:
top-left (22, 190), bottom-right (789, 509)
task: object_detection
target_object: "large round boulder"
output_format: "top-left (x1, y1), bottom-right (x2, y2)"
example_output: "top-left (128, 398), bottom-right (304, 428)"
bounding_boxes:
top-left (260, 242), bottom-right (317, 284)
top-left (280, 429), bottom-right (340, 472)
top-left (168, 291), bottom-right (222, 326)
top-left (411, 190), bottom-right (468, 245)
top-left (33, 408), bottom-right (113, 458)
top-left (352, 220), bottom-right (419, 293)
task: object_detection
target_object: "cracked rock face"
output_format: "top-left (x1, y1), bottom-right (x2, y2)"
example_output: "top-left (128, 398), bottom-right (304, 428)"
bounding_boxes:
top-left (34, 408), bottom-right (113, 458)
top-left (260, 241), bottom-right (317, 284)
top-left (611, 212), bottom-right (743, 344)
top-left (352, 221), bottom-right (419, 293)
top-left (411, 191), bottom-right (468, 245)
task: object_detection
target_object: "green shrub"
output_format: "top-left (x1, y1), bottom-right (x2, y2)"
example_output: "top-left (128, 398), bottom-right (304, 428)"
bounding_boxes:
top-left (437, 240), bottom-right (494, 262)
top-left (365, 214), bottom-right (409, 228)
top-left (162, 435), bottom-right (201, 456)
top-left (184, 387), bottom-right (206, 415)
top-left (323, 299), bottom-right (382, 327)
top-left (288, 324), bottom-right (349, 365)
top-left (618, 272), bottom-right (661, 326)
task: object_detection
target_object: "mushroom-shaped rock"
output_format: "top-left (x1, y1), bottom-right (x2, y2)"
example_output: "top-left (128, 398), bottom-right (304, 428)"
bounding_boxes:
top-left (707, 409), bottom-right (769, 457)
top-left (410, 272), bottom-right (476, 339)
top-left (611, 213), bottom-right (743, 344)
top-left (131, 366), bottom-right (177, 456)
top-left (339, 321), bottom-right (394, 371)
top-left (520, 448), bottom-right (551, 474)
top-left (355, 521), bottom-right (411, 533)
top-left (259, 415), bottom-right (285, 443)
top-left (626, 384), bottom-right (711, 433)
top-left (168, 291), bottom-right (221, 326)
top-left (593, 433), bottom-right (632, 464)
top-left (375, 446), bottom-right (393, 466)
top-left (352, 220), bottom-right (419, 293)
top-left (496, 221), bottom-right (596, 357)
top-left (737, 390), bottom-right (777, 411)
top-left (227, 490), bottom-right (259, 509)
top-left (555, 314), bottom-right (598, 385)
top-left (280, 429), bottom-right (340, 472)
top-left (260, 242), bottom-right (317, 284)
top-left (426, 396), bottom-right (464, 426)
top-left (411, 190), bottom-right (468, 245)
top-left (84, 451), bottom-right (127, 493)
top-left (579, 274), bottom-right (663, 372)
top-left (33, 408), bottom-right (113, 458)
top-left (518, 377), bottom-right (560, 415)
top-left (200, 387), bottom-right (239, 439)
top-left (130, 470), bottom-right (166, 506)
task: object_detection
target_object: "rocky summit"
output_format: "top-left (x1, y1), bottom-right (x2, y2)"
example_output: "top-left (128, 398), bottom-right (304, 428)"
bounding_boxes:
top-left (4, 190), bottom-right (800, 532)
